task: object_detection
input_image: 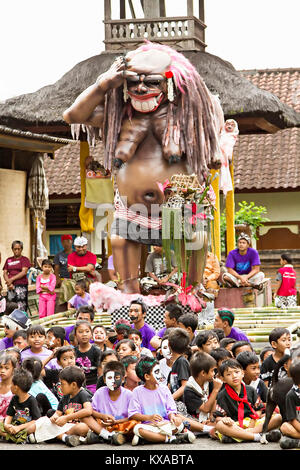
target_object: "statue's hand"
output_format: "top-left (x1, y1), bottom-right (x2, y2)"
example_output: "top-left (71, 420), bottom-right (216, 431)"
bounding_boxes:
top-left (97, 56), bottom-right (137, 92)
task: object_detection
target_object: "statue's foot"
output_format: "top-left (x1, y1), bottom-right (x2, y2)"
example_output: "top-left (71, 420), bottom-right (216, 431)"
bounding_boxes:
top-left (113, 158), bottom-right (124, 168)
top-left (168, 155), bottom-right (181, 164)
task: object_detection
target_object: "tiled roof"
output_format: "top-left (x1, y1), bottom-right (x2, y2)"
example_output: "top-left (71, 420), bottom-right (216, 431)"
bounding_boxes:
top-left (46, 69), bottom-right (300, 195)
top-left (45, 141), bottom-right (104, 197)
top-left (234, 68), bottom-right (300, 190)
top-left (240, 68), bottom-right (300, 113)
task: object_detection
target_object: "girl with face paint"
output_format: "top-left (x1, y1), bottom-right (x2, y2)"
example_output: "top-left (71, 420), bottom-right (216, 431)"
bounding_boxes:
top-left (158, 337), bottom-right (173, 386)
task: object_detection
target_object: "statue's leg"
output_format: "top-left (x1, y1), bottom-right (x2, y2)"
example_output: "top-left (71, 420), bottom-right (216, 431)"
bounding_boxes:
top-left (111, 234), bottom-right (141, 293)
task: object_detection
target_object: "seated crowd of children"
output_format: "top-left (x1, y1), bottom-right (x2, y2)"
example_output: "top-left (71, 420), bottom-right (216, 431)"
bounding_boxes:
top-left (0, 299), bottom-right (300, 450)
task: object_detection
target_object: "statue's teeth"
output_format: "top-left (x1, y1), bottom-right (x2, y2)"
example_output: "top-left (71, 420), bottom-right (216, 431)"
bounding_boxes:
top-left (131, 96), bottom-right (159, 112)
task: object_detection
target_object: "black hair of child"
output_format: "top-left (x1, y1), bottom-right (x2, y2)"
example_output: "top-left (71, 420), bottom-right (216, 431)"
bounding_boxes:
top-left (236, 351), bottom-right (260, 370)
top-left (103, 360), bottom-right (126, 378)
top-left (135, 355), bottom-right (158, 382)
top-left (190, 351), bottom-right (216, 377)
top-left (164, 302), bottom-right (183, 321)
top-left (259, 346), bottom-right (274, 363)
top-left (289, 359), bottom-right (300, 386)
top-left (75, 279), bottom-right (88, 291)
top-left (219, 337), bottom-right (236, 349)
top-left (75, 305), bottom-right (95, 322)
top-left (26, 324), bottom-right (46, 338)
top-left (219, 358), bottom-right (243, 377)
top-left (47, 326), bottom-right (66, 347)
top-left (56, 345), bottom-right (75, 362)
top-left (0, 353), bottom-right (17, 368)
top-left (281, 252), bottom-right (293, 264)
top-left (120, 355), bottom-right (138, 370)
top-left (115, 339), bottom-right (136, 353)
top-left (212, 328), bottom-right (226, 341)
top-left (12, 368), bottom-right (33, 392)
top-left (5, 347), bottom-right (22, 365)
top-left (59, 365), bottom-right (85, 388)
top-left (231, 341), bottom-right (254, 358)
top-left (41, 259), bottom-right (53, 267)
top-left (210, 347), bottom-right (232, 363)
top-left (177, 313), bottom-right (198, 332)
top-left (4, 302), bottom-right (19, 315)
top-left (168, 327), bottom-right (190, 354)
top-left (269, 327), bottom-right (290, 344)
top-left (92, 324), bottom-right (107, 334)
top-left (22, 357), bottom-right (43, 381)
top-left (97, 349), bottom-right (118, 367)
top-left (195, 330), bottom-right (219, 349)
top-left (128, 328), bottom-right (142, 339)
top-left (74, 320), bottom-right (92, 335)
top-left (12, 329), bottom-right (27, 341)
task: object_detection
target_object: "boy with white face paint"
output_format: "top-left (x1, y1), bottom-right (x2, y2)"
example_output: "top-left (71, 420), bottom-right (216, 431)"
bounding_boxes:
top-left (128, 356), bottom-right (196, 445)
top-left (158, 335), bottom-right (173, 386)
top-left (85, 361), bottom-right (138, 445)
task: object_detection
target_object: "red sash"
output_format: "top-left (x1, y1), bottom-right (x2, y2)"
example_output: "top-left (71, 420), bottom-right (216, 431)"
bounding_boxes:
top-left (225, 383), bottom-right (260, 427)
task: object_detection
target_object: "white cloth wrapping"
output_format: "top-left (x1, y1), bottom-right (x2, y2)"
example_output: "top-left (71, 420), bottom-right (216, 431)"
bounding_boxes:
top-left (34, 416), bottom-right (74, 443)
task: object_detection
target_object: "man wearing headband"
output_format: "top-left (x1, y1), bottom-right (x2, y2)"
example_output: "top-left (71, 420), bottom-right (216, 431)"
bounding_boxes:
top-left (223, 233), bottom-right (266, 290)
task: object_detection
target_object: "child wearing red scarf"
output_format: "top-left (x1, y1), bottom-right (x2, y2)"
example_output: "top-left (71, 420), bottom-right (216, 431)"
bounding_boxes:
top-left (214, 359), bottom-right (282, 443)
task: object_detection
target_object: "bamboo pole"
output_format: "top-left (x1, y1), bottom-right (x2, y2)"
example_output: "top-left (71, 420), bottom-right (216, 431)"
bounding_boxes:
top-left (225, 158), bottom-right (235, 254)
top-left (210, 169), bottom-right (221, 260)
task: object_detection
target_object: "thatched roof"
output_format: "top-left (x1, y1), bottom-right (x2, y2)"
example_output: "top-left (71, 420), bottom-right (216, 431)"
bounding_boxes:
top-left (0, 51), bottom-right (300, 136)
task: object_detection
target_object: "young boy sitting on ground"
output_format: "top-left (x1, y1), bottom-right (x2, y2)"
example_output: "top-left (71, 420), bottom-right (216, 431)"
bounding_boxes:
top-left (280, 359), bottom-right (300, 449)
top-left (260, 327), bottom-right (291, 387)
top-left (28, 365), bottom-right (92, 447)
top-left (128, 356), bottom-right (196, 445)
top-left (86, 361), bottom-right (136, 445)
top-left (0, 368), bottom-right (41, 443)
top-left (236, 351), bottom-right (268, 404)
top-left (183, 351), bottom-right (222, 434)
top-left (214, 359), bottom-right (282, 443)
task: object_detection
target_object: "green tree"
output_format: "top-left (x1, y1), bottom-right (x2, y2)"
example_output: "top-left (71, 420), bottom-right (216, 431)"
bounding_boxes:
top-left (221, 201), bottom-right (270, 253)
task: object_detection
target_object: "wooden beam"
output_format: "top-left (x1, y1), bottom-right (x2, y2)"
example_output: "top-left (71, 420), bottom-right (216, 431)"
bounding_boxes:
top-left (104, 0), bottom-right (111, 20)
top-left (187, 0), bottom-right (193, 16)
top-left (236, 116), bottom-right (280, 134)
top-left (120, 0), bottom-right (126, 18)
top-left (143, 0), bottom-right (160, 18)
top-left (159, 0), bottom-right (166, 17)
top-left (199, 0), bottom-right (205, 21)
top-left (128, 0), bottom-right (136, 18)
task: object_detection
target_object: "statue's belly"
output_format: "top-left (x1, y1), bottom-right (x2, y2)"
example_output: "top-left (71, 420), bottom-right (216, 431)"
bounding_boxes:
top-left (116, 133), bottom-right (191, 214)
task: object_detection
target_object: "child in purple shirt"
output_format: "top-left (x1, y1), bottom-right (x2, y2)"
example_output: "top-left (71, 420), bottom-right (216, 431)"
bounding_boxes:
top-left (85, 361), bottom-right (135, 446)
top-left (67, 280), bottom-right (91, 310)
top-left (127, 356), bottom-right (196, 445)
top-left (21, 325), bottom-right (53, 366)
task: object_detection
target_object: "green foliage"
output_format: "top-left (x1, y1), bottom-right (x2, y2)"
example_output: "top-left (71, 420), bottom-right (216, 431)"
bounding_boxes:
top-left (221, 201), bottom-right (270, 252)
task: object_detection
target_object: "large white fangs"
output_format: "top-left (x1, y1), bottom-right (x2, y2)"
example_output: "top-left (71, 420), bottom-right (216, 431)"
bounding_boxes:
top-left (130, 93), bottom-right (162, 113)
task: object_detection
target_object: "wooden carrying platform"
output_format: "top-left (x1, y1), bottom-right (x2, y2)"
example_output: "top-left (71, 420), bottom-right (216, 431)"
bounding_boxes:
top-left (214, 279), bottom-right (273, 309)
